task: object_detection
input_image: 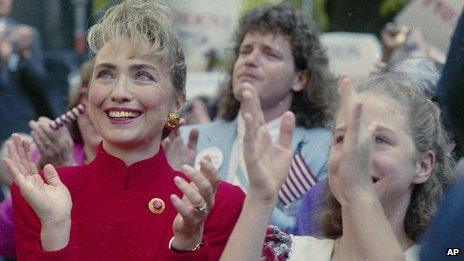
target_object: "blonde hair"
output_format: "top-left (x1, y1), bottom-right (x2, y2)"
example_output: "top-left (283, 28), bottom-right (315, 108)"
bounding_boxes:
top-left (317, 74), bottom-right (456, 241)
top-left (87, 0), bottom-right (186, 94)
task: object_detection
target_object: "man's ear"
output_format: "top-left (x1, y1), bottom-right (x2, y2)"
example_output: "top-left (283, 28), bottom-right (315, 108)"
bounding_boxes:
top-left (413, 150), bottom-right (436, 184)
top-left (291, 70), bottom-right (309, 92)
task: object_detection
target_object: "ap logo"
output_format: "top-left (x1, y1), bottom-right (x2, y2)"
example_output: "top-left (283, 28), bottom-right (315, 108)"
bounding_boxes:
top-left (446, 248), bottom-right (461, 256)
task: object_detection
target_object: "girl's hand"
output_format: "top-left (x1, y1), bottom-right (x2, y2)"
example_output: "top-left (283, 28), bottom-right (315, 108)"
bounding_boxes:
top-left (328, 79), bottom-right (376, 206)
top-left (240, 83), bottom-right (295, 204)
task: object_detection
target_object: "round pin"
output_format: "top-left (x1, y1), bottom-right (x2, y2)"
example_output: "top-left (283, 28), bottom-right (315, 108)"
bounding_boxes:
top-left (194, 147), bottom-right (223, 170)
top-left (148, 198), bottom-right (165, 214)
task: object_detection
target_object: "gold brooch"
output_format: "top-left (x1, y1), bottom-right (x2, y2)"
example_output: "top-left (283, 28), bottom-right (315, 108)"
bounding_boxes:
top-left (148, 198), bottom-right (165, 214)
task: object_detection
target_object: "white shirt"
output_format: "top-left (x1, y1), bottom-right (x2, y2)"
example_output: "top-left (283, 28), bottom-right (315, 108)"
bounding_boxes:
top-left (289, 236), bottom-right (420, 261)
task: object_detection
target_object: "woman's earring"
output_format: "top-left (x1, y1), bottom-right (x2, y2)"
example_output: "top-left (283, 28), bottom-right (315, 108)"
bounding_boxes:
top-left (166, 112), bottom-right (180, 129)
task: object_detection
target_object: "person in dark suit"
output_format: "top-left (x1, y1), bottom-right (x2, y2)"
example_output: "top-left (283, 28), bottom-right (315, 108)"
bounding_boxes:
top-left (0, 0), bottom-right (51, 143)
top-left (420, 10), bottom-right (464, 260)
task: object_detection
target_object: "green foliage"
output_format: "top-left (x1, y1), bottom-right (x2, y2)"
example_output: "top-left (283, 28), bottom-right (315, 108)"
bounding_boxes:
top-left (241, 0), bottom-right (281, 12)
top-left (380, 0), bottom-right (409, 17)
top-left (312, 0), bottom-right (329, 30)
top-left (92, 0), bottom-right (110, 13)
top-left (240, 0), bottom-right (305, 13)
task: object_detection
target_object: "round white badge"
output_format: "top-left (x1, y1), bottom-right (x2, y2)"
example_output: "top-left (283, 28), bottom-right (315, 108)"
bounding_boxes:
top-left (194, 147), bottom-right (224, 170)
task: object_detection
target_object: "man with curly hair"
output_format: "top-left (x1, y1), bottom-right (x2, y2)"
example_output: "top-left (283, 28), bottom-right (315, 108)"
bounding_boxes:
top-left (182, 3), bottom-right (337, 231)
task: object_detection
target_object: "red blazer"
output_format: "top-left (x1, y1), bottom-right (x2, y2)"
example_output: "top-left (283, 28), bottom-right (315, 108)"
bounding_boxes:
top-left (12, 145), bottom-right (245, 260)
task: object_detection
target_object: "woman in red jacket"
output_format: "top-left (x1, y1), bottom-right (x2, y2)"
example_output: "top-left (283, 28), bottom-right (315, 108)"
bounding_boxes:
top-left (4, 0), bottom-right (244, 260)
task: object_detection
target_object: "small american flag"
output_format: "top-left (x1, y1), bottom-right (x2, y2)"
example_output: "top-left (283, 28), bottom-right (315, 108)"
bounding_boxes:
top-left (278, 138), bottom-right (317, 206)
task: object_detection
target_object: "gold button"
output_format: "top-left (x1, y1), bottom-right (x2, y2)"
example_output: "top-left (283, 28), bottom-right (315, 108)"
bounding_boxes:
top-left (148, 198), bottom-right (165, 214)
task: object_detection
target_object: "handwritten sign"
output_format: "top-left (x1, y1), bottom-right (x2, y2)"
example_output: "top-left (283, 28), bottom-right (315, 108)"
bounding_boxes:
top-left (395, 0), bottom-right (464, 54)
top-left (320, 32), bottom-right (382, 79)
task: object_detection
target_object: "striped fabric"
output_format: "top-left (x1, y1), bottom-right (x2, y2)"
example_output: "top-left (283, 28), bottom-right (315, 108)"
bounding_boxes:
top-left (278, 153), bottom-right (317, 206)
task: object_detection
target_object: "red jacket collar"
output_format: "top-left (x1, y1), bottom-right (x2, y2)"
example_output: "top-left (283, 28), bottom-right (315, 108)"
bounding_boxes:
top-left (88, 143), bottom-right (177, 191)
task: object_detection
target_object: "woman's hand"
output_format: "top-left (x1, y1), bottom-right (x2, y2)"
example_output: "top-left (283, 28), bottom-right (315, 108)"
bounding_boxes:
top-left (328, 78), bottom-right (376, 206)
top-left (29, 117), bottom-right (75, 168)
top-left (3, 134), bottom-right (72, 250)
top-left (162, 121), bottom-right (198, 171)
top-left (170, 158), bottom-right (219, 250)
top-left (240, 83), bottom-right (295, 204)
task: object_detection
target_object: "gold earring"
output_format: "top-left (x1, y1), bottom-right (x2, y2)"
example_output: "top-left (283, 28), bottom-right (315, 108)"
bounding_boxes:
top-left (166, 112), bottom-right (180, 129)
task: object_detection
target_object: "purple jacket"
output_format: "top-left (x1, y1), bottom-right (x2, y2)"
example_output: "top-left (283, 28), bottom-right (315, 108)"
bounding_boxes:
top-left (0, 196), bottom-right (14, 257)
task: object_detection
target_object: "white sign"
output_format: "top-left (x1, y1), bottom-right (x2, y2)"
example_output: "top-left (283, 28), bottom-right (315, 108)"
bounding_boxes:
top-left (320, 32), bottom-right (382, 79)
top-left (185, 71), bottom-right (224, 100)
top-left (395, 0), bottom-right (463, 54)
top-left (169, 0), bottom-right (241, 71)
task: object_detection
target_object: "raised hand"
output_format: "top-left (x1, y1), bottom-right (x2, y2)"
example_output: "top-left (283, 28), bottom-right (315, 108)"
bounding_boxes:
top-left (328, 79), bottom-right (376, 206)
top-left (170, 158), bottom-right (219, 250)
top-left (9, 25), bottom-right (34, 58)
top-left (3, 133), bottom-right (72, 250)
top-left (162, 120), bottom-right (198, 171)
top-left (219, 83), bottom-right (295, 261)
top-left (240, 83), bottom-right (295, 204)
top-left (29, 116), bottom-right (75, 168)
top-left (380, 22), bottom-right (408, 62)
